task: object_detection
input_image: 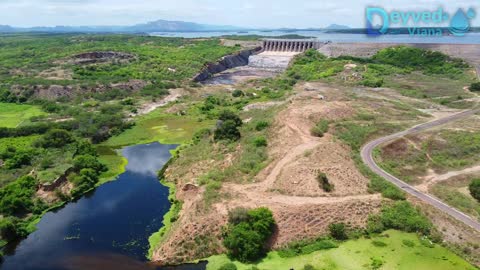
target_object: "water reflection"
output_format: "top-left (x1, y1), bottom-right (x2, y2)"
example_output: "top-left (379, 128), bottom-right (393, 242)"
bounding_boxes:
top-left (0, 142), bottom-right (196, 270)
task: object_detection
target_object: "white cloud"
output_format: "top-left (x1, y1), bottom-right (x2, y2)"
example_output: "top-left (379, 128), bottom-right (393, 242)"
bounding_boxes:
top-left (0, 0), bottom-right (478, 28)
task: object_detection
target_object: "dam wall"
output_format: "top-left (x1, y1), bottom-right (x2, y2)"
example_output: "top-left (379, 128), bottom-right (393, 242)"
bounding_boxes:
top-left (193, 47), bottom-right (262, 82)
top-left (262, 40), bottom-right (324, 52)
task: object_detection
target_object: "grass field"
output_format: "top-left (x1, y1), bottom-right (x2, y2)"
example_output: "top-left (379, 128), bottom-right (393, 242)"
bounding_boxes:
top-left (430, 177), bottom-right (480, 220)
top-left (206, 230), bottom-right (476, 270)
top-left (0, 102), bottom-right (45, 128)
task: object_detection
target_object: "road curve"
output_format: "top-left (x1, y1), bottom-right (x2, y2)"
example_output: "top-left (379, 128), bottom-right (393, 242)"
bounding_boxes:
top-left (360, 109), bottom-right (480, 232)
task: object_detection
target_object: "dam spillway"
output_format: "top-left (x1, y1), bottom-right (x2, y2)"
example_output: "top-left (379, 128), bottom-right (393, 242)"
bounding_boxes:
top-left (262, 39), bottom-right (324, 52)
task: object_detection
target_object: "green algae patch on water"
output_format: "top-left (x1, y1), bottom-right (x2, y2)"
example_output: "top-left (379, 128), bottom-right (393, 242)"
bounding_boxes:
top-left (97, 148), bottom-right (129, 186)
top-left (205, 230), bottom-right (476, 270)
top-left (147, 179), bottom-right (182, 260)
top-left (104, 109), bottom-right (215, 147)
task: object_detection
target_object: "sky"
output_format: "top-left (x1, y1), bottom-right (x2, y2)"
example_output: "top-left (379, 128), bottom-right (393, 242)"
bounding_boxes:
top-left (0, 0), bottom-right (478, 28)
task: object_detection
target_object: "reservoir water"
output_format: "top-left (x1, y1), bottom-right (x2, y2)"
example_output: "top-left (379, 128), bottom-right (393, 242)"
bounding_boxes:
top-left (0, 142), bottom-right (205, 270)
top-left (150, 31), bottom-right (480, 44)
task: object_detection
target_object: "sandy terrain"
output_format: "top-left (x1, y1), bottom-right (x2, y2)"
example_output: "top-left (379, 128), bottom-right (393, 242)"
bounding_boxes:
top-left (136, 88), bottom-right (186, 116)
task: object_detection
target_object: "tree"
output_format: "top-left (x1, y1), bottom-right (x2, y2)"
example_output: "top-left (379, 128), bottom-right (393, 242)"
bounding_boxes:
top-left (469, 179), bottom-right (480, 202)
top-left (232, 90), bottom-right (244, 98)
top-left (73, 155), bottom-right (107, 172)
top-left (328, 223), bottom-right (348, 240)
top-left (219, 110), bottom-right (243, 128)
top-left (214, 120), bottom-right (241, 142)
top-left (0, 217), bottom-right (19, 241)
top-left (0, 176), bottom-right (37, 216)
top-left (4, 151), bottom-right (34, 169)
top-left (75, 139), bottom-right (97, 156)
top-left (36, 129), bottom-right (74, 148)
top-left (223, 207), bottom-right (276, 262)
top-left (470, 82), bottom-right (480, 92)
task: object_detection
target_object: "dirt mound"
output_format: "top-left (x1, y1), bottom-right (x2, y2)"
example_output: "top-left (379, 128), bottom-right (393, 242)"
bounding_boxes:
top-left (272, 138), bottom-right (370, 197)
top-left (272, 198), bottom-right (382, 246)
top-left (381, 138), bottom-right (409, 157)
top-left (71, 51), bottom-right (135, 65)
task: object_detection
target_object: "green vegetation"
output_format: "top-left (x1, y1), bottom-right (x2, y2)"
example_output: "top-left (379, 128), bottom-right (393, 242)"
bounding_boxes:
top-left (223, 207), bottom-right (276, 262)
top-left (214, 111), bottom-right (243, 142)
top-left (0, 34), bottom-right (237, 87)
top-left (277, 238), bottom-right (338, 258)
top-left (287, 46), bottom-right (476, 108)
top-left (470, 179), bottom-right (480, 202)
top-left (367, 201), bottom-right (432, 235)
top-left (316, 172), bottom-right (334, 192)
top-left (0, 103), bottom-right (45, 128)
top-left (378, 130), bottom-right (480, 185)
top-left (206, 230), bottom-right (475, 270)
top-left (470, 82), bottom-right (480, 92)
top-left (432, 181), bottom-right (480, 219)
top-left (311, 120), bottom-right (329, 137)
top-left (328, 223), bottom-right (348, 240)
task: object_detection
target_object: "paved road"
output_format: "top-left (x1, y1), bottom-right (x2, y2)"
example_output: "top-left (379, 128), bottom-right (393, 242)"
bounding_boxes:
top-left (361, 109), bottom-right (480, 231)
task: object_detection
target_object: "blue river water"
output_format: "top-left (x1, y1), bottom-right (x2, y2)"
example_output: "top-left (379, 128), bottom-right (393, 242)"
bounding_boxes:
top-left (0, 142), bottom-right (206, 270)
top-left (150, 30), bottom-right (480, 44)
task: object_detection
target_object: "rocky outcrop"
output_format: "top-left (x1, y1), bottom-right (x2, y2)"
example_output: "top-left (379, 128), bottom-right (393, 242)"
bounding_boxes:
top-left (193, 47), bottom-right (262, 82)
top-left (39, 168), bottom-right (74, 192)
top-left (11, 79), bottom-right (148, 100)
top-left (71, 51), bottom-right (135, 65)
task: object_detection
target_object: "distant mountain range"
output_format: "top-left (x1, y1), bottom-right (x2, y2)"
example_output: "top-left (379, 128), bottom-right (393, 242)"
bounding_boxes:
top-left (0, 19), bottom-right (244, 33)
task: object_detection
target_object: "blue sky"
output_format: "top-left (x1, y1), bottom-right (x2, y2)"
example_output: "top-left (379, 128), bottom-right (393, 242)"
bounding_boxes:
top-left (0, 0), bottom-right (478, 28)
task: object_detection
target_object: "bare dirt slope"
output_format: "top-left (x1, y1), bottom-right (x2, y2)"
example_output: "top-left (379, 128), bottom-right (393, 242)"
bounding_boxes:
top-left (152, 83), bottom-right (383, 265)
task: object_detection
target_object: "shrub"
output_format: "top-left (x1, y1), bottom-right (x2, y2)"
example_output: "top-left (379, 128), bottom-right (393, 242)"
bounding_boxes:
top-left (0, 176), bottom-right (37, 216)
top-left (470, 82), bottom-right (480, 92)
top-left (317, 173), bottom-right (334, 192)
top-left (278, 238), bottom-right (337, 258)
top-left (215, 120), bottom-right (241, 142)
top-left (469, 179), bottom-right (480, 202)
top-left (219, 110), bottom-right (243, 127)
top-left (372, 240), bottom-right (387, 247)
top-left (228, 207), bottom-right (249, 225)
top-left (73, 155), bottom-right (107, 172)
top-left (311, 120), bottom-right (329, 137)
top-left (35, 129), bottom-right (74, 148)
top-left (0, 217), bottom-right (20, 241)
top-left (232, 90), bottom-right (244, 97)
top-left (303, 264), bottom-right (317, 270)
top-left (192, 128), bottom-right (211, 144)
top-left (255, 121), bottom-right (270, 131)
top-left (402, 239), bottom-right (415, 247)
top-left (368, 201), bottom-right (432, 235)
top-left (329, 223), bottom-right (348, 240)
top-left (223, 207), bottom-right (276, 262)
top-left (71, 168), bottom-right (100, 198)
top-left (253, 136), bottom-right (268, 147)
top-left (4, 151), bottom-right (34, 169)
top-left (219, 262), bottom-right (237, 270)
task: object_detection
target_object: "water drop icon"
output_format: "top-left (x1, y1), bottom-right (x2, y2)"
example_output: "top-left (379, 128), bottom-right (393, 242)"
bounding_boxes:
top-left (449, 9), bottom-right (470, 36)
top-left (467, 8), bottom-right (476, 19)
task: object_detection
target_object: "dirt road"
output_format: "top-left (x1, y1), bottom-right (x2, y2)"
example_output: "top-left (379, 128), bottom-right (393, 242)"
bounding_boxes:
top-left (361, 109), bottom-right (480, 231)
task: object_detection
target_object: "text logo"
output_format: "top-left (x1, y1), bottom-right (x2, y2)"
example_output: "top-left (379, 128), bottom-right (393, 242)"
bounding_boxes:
top-left (366, 7), bottom-right (476, 37)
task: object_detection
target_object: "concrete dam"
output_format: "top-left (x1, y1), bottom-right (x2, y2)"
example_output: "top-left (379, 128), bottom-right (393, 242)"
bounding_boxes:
top-left (195, 39), bottom-right (327, 83)
top-left (262, 39), bottom-right (324, 52)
